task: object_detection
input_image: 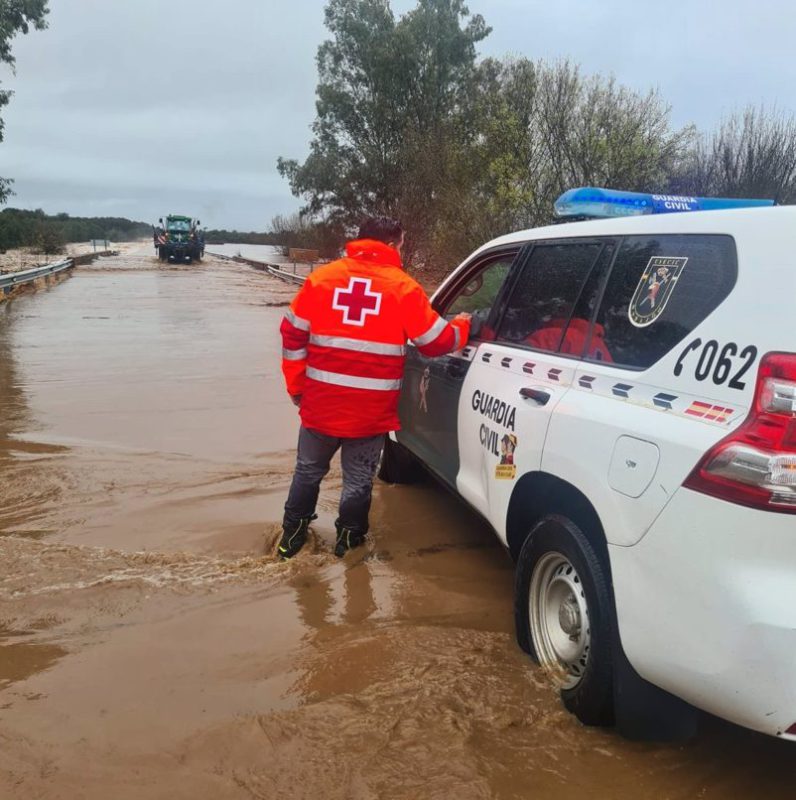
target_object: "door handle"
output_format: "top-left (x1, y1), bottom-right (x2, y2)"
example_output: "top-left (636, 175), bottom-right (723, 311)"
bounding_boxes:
top-left (519, 387), bottom-right (551, 406)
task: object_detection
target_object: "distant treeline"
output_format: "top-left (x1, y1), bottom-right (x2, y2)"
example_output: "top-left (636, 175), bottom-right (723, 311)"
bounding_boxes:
top-left (0, 208), bottom-right (151, 254)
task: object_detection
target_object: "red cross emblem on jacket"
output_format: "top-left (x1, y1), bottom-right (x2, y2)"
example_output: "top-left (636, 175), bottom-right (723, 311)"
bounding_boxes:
top-left (279, 239), bottom-right (471, 437)
top-left (332, 277), bottom-right (382, 326)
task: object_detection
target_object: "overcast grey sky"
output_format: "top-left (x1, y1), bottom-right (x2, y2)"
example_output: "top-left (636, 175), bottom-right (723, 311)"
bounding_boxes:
top-left (1, 0), bottom-right (793, 230)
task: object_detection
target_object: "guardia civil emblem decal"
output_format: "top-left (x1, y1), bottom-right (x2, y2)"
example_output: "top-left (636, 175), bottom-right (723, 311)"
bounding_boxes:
top-left (418, 367), bottom-right (430, 412)
top-left (628, 256), bottom-right (688, 328)
top-left (495, 434), bottom-right (517, 480)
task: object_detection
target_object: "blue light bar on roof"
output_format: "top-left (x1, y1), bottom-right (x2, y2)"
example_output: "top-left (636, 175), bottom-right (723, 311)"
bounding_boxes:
top-left (554, 187), bottom-right (774, 219)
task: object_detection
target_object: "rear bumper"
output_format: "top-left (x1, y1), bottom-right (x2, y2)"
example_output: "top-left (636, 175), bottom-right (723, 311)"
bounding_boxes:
top-left (610, 489), bottom-right (796, 740)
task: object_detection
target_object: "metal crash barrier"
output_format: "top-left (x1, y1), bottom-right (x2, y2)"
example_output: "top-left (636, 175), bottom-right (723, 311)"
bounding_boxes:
top-left (207, 251), bottom-right (307, 286)
top-left (264, 264), bottom-right (306, 285)
top-left (0, 258), bottom-right (74, 295)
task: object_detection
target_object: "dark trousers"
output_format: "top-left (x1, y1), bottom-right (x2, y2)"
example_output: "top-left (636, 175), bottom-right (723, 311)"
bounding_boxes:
top-left (283, 426), bottom-right (385, 535)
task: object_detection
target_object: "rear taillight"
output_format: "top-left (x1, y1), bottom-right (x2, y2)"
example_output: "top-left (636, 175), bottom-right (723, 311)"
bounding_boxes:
top-left (684, 352), bottom-right (796, 513)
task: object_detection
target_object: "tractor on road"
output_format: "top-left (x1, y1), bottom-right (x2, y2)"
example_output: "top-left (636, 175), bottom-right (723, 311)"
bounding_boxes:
top-left (154, 215), bottom-right (205, 263)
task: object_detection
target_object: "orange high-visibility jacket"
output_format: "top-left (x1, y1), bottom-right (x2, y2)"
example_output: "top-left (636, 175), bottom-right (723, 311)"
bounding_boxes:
top-left (280, 239), bottom-right (470, 438)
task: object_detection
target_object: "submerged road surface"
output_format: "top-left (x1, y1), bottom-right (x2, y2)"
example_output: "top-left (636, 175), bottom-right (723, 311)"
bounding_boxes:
top-left (0, 246), bottom-right (792, 798)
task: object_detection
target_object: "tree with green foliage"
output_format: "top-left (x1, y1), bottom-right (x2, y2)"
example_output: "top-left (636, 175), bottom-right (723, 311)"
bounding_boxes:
top-left (32, 220), bottom-right (64, 254)
top-left (278, 0), bottom-right (489, 266)
top-left (282, 1), bottom-right (796, 277)
top-left (279, 1), bottom-right (695, 273)
top-left (0, 1), bottom-right (50, 204)
top-left (430, 58), bottom-right (695, 265)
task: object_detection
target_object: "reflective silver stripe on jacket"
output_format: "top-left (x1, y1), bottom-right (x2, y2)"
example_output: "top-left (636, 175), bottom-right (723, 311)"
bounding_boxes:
top-left (306, 367), bottom-right (402, 391)
top-left (310, 334), bottom-right (406, 357)
top-left (282, 347), bottom-right (307, 361)
top-left (452, 325), bottom-right (461, 352)
top-left (412, 315), bottom-right (447, 346)
top-left (284, 309), bottom-right (310, 331)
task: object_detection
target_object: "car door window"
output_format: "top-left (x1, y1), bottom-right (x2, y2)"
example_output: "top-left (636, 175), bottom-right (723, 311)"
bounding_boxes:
top-left (443, 253), bottom-right (517, 340)
top-left (496, 242), bottom-right (604, 353)
top-left (588, 234), bottom-right (738, 369)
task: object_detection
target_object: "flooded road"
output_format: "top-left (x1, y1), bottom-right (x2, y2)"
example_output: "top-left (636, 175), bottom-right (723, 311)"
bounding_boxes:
top-left (1, 246), bottom-right (793, 798)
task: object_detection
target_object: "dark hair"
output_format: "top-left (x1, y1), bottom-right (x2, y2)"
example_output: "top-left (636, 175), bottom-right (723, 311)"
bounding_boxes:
top-left (357, 216), bottom-right (403, 245)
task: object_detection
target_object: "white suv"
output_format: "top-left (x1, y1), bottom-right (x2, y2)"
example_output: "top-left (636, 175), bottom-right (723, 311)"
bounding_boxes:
top-left (380, 190), bottom-right (796, 741)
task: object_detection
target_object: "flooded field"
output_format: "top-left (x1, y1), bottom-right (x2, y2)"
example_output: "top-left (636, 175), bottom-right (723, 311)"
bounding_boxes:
top-left (0, 246), bottom-right (793, 798)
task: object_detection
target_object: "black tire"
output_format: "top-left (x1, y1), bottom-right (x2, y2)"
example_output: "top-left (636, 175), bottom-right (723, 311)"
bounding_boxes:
top-left (377, 436), bottom-right (423, 484)
top-left (514, 514), bottom-right (615, 726)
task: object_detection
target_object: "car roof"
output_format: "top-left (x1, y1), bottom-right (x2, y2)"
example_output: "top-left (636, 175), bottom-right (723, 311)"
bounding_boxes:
top-left (474, 205), bottom-right (796, 252)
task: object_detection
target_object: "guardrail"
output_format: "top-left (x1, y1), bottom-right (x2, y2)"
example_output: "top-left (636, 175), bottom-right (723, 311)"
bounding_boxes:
top-left (207, 251), bottom-right (307, 285)
top-left (0, 258), bottom-right (74, 293)
top-left (264, 264), bottom-right (306, 285)
top-left (0, 250), bottom-right (117, 298)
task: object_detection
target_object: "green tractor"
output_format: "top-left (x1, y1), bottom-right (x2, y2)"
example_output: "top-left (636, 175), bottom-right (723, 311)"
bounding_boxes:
top-left (154, 215), bottom-right (205, 263)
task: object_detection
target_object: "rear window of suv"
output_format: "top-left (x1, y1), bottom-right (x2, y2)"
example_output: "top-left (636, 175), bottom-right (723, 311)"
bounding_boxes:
top-left (588, 234), bottom-right (737, 370)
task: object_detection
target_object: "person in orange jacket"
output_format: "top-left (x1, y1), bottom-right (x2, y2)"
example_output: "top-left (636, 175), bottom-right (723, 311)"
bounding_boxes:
top-left (278, 216), bottom-right (471, 558)
top-left (525, 318), bottom-right (614, 362)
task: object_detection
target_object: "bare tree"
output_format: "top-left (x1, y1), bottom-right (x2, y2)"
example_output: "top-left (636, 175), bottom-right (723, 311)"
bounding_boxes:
top-left (268, 212), bottom-right (343, 259)
top-left (671, 107), bottom-right (796, 202)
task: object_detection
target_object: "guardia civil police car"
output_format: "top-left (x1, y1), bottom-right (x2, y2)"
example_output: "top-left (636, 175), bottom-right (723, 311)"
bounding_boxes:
top-left (379, 187), bottom-right (796, 741)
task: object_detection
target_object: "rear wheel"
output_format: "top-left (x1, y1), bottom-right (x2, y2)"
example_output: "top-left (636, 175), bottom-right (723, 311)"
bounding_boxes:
top-left (378, 437), bottom-right (423, 484)
top-left (515, 514), bottom-right (614, 726)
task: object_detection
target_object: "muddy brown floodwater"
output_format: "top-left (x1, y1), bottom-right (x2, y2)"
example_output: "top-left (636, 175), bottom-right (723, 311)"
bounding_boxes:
top-left (0, 245), bottom-right (793, 799)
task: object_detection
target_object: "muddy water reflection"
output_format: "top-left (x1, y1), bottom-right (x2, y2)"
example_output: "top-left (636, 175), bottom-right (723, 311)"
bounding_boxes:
top-left (0, 623), bottom-right (66, 688)
top-left (0, 303), bottom-right (68, 537)
top-left (0, 249), bottom-right (793, 799)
